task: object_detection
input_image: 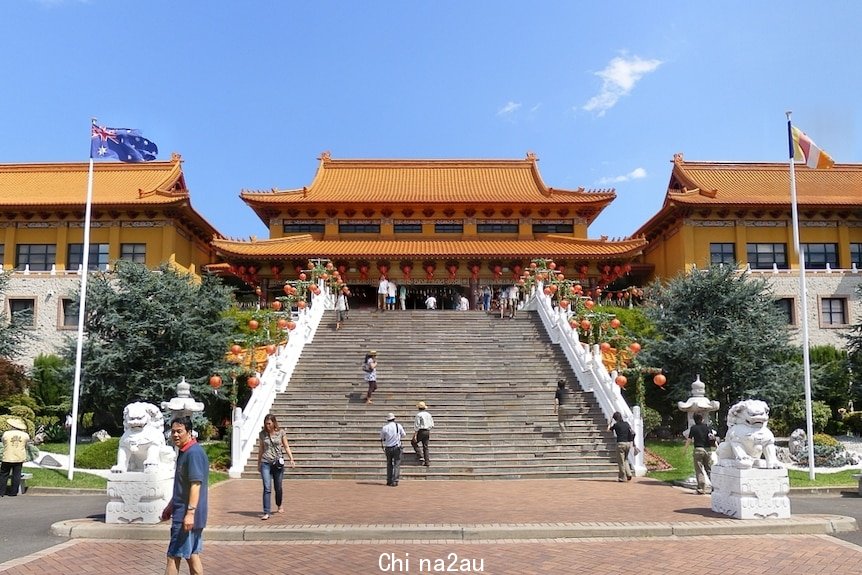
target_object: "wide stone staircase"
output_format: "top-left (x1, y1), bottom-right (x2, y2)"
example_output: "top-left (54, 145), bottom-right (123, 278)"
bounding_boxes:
top-left (243, 309), bottom-right (618, 480)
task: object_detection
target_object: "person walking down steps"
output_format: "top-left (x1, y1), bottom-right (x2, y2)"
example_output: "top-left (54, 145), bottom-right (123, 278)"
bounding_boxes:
top-left (362, 350), bottom-right (378, 404)
top-left (411, 401), bottom-right (435, 466)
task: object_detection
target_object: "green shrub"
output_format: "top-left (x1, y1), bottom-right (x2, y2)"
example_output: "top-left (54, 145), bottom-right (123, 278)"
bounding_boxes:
top-left (812, 432), bottom-right (840, 447)
top-left (641, 406), bottom-right (662, 436)
top-left (75, 438), bottom-right (120, 469)
top-left (777, 399), bottom-right (831, 434)
top-left (203, 441), bottom-right (230, 471)
top-left (845, 411), bottom-right (862, 435)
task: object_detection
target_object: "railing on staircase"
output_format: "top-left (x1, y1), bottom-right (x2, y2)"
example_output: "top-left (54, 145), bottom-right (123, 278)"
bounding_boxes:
top-left (229, 282), bottom-right (332, 478)
top-left (526, 282), bottom-right (645, 476)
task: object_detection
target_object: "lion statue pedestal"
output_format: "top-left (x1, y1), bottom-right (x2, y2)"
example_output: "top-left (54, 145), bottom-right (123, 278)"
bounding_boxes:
top-left (710, 399), bottom-right (790, 519)
top-left (106, 402), bottom-right (176, 524)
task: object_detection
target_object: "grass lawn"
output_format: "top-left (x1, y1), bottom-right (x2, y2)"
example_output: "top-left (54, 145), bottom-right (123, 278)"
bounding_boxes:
top-left (646, 440), bottom-right (861, 488)
top-left (30, 441), bottom-right (230, 490)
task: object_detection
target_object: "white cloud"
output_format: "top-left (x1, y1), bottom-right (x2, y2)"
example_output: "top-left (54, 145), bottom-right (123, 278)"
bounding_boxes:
top-left (582, 55), bottom-right (662, 117)
top-left (596, 167), bottom-right (647, 185)
top-left (497, 101), bottom-right (522, 116)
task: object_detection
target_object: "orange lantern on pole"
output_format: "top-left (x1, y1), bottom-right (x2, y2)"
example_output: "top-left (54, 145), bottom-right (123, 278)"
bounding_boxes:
top-left (248, 319), bottom-right (259, 331)
top-left (277, 318), bottom-right (289, 330)
top-left (271, 300), bottom-right (283, 311)
top-left (615, 375), bottom-right (627, 388)
top-left (610, 318), bottom-right (621, 329)
top-left (230, 344), bottom-right (242, 356)
top-left (247, 376), bottom-right (260, 389)
top-left (629, 342), bottom-right (641, 354)
top-left (653, 374), bottom-right (667, 387)
top-left (209, 375), bottom-right (222, 389)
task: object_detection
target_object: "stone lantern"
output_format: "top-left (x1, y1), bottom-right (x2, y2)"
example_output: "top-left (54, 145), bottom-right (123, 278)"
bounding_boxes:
top-left (161, 376), bottom-right (205, 426)
top-left (677, 375), bottom-right (720, 437)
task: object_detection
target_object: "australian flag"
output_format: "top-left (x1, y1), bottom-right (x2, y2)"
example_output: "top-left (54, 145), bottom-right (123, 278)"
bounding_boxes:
top-left (90, 124), bottom-right (158, 162)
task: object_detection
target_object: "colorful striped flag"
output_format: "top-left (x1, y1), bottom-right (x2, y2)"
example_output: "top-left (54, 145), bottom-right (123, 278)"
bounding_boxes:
top-left (789, 124), bottom-right (834, 169)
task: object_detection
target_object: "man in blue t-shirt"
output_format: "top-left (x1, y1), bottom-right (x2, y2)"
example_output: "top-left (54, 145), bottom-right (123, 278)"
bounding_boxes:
top-left (162, 416), bottom-right (209, 575)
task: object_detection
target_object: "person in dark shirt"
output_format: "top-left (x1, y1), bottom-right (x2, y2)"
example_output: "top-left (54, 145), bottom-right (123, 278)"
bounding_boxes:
top-left (554, 379), bottom-right (571, 433)
top-left (685, 413), bottom-right (717, 494)
top-left (607, 411), bottom-right (634, 482)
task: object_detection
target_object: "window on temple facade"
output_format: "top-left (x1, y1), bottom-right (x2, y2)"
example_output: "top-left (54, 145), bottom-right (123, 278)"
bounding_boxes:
top-left (434, 222), bottom-right (463, 234)
top-left (746, 243), bottom-right (788, 270)
top-left (8, 298), bottom-right (35, 327)
top-left (852, 243), bottom-right (862, 267)
top-left (120, 243), bottom-right (147, 264)
top-left (710, 243), bottom-right (735, 265)
top-left (68, 243), bottom-right (110, 271)
top-left (802, 243), bottom-right (838, 269)
top-left (15, 244), bottom-right (56, 271)
top-left (283, 221), bottom-right (325, 234)
top-left (820, 297), bottom-right (847, 326)
top-left (61, 298), bottom-right (78, 328)
top-left (477, 220), bottom-right (518, 234)
top-left (338, 221), bottom-right (381, 233)
top-left (393, 222), bottom-right (422, 234)
top-left (532, 222), bottom-right (574, 234)
top-left (774, 298), bottom-right (795, 325)
top-left (0, 243), bottom-right (4, 266)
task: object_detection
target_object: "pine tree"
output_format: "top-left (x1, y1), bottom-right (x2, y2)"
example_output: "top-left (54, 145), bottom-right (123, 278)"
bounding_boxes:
top-left (62, 261), bottom-right (235, 430)
top-left (0, 271), bottom-right (31, 361)
top-left (639, 264), bottom-right (799, 427)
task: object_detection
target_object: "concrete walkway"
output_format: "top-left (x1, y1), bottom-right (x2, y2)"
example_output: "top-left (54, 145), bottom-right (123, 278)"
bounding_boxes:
top-left (51, 476), bottom-right (856, 541)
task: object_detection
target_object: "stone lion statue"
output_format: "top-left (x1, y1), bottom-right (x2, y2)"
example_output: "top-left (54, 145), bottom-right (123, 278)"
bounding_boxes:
top-left (715, 399), bottom-right (780, 469)
top-left (111, 402), bottom-right (175, 473)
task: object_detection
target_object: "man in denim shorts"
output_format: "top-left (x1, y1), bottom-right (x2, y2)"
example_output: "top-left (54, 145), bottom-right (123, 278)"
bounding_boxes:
top-left (163, 416), bottom-right (209, 575)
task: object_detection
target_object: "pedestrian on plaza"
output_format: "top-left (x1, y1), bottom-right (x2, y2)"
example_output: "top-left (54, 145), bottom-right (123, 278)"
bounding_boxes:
top-left (411, 401), bottom-right (435, 466)
top-left (424, 294), bottom-right (437, 310)
top-left (553, 379), bottom-right (571, 433)
top-left (0, 418), bottom-right (31, 497)
top-left (607, 412), bottom-right (634, 482)
top-left (507, 285), bottom-right (520, 318)
top-left (387, 280), bottom-right (397, 310)
top-left (257, 414), bottom-right (295, 520)
top-left (380, 412), bottom-right (406, 486)
top-left (162, 416), bottom-right (209, 575)
top-left (685, 413), bottom-right (717, 495)
top-left (399, 284), bottom-right (407, 311)
top-left (377, 276), bottom-right (390, 311)
top-left (335, 287), bottom-right (350, 331)
top-left (482, 285), bottom-right (492, 311)
top-left (363, 350), bottom-right (378, 404)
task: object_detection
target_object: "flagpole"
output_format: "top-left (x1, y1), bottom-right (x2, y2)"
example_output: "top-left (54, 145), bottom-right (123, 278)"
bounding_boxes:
top-left (67, 118), bottom-right (97, 480)
top-left (786, 111), bottom-right (816, 480)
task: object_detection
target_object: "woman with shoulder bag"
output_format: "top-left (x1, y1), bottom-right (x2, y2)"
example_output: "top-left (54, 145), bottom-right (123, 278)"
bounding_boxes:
top-left (257, 414), bottom-right (295, 520)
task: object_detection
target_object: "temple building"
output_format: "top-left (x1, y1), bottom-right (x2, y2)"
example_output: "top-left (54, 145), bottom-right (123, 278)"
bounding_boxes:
top-left (0, 154), bottom-right (222, 364)
top-left (633, 153), bottom-right (862, 347)
top-left (210, 152), bottom-right (647, 308)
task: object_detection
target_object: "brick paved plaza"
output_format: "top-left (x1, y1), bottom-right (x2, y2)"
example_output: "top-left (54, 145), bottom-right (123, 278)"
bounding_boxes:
top-left (2, 477), bottom-right (860, 574)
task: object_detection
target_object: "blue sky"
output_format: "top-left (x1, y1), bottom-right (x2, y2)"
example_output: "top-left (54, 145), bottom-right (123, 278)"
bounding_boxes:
top-left (2, 1), bottom-right (860, 240)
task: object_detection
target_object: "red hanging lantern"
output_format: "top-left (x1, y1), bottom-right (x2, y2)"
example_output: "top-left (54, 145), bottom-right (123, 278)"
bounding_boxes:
top-left (277, 318), bottom-right (289, 330)
top-left (248, 319), bottom-right (259, 331)
top-left (230, 344), bottom-right (242, 355)
top-left (359, 265), bottom-right (369, 280)
top-left (425, 264), bottom-right (435, 279)
top-left (653, 374), bottom-right (667, 387)
top-left (493, 265), bottom-right (502, 278)
top-left (580, 319), bottom-right (591, 331)
top-left (247, 376), bottom-right (260, 389)
top-left (470, 265), bottom-right (480, 279)
top-left (615, 375), bottom-right (627, 388)
top-left (271, 300), bottom-right (283, 311)
top-left (629, 342), bottom-right (642, 354)
top-left (286, 320), bottom-right (297, 331)
top-left (610, 318), bottom-right (621, 329)
top-left (209, 375), bottom-right (222, 389)
top-left (447, 264), bottom-right (458, 279)
top-left (402, 265), bottom-right (412, 280)
top-left (599, 342), bottom-right (611, 352)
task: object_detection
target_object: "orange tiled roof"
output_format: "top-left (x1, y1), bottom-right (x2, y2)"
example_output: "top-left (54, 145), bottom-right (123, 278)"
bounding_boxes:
top-left (211, 235), bottom-right (646, 260)
top-left (241, 153), bottom-right (615, 206)
top-left (632, 155), bottom-right (862, 239)
top-left (0, 157), bottom-right (189, 207)
top-left (667, 157), bottom-right (862, 207)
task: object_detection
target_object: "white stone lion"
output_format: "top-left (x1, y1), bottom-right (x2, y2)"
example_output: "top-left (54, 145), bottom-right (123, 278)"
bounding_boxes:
top-left (715, 399), bottom-right (780, 469)
top-left (111, 402), bottom-right (175, 473)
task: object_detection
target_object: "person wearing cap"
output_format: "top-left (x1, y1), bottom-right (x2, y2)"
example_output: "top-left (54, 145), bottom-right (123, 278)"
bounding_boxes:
top-left (411, 401), bottom-right (435, 466)
top-left (1, 418), bottom-right (32, 497)
top-left (380, 413), bottom-right (406, 486)
top-left (363, 351), bottom-right (378, 404)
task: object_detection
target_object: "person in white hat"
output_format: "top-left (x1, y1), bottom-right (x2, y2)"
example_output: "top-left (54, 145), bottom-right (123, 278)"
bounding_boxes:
top-left (411, 401), bottom-right (435, 466)
top-left (379, 413), bottom-right (406, 486)
top-left (1, 419), bottom-right (31, 497)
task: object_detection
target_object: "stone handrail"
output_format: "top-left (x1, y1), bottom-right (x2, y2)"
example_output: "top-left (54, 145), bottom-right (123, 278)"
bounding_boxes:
top-left (528, 283), bottom-right (645, 475)
top-left (229, 283), bottom-right (331, 478)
